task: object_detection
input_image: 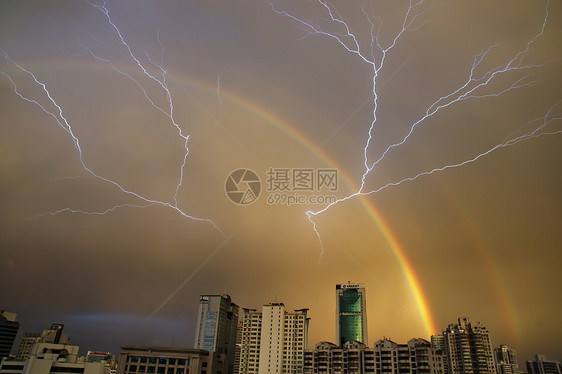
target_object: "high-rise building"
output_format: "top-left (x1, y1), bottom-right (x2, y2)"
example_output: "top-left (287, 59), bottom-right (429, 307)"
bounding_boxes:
top-left (494, 345), bottom-right (519, 374)
top-left (441, 318), bottom-right (496, 374)
top-left (240, 308), bottom-right (261, 374)
top-left (194, 295), bottom-right (239, 374)
top-left (335, 283), bottom-right (367, 347)
top-left (233, 320), bottom-right (243, 374)
top-left (526, 355), bottom-right (562, 374)
top-left (431, 335), bottom-right (448, 374)
top-left (0, 310), bottom-right (20, 359)
top-left (239, 303), bottom-right (310, 374)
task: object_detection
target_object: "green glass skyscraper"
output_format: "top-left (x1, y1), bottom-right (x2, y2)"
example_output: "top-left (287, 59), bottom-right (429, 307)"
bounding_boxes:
top-left (336, 283), bottom-right (367, 347)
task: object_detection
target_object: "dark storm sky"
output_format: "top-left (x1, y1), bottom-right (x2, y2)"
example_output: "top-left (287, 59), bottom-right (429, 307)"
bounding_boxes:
top-left (1, 0), bottom-right (561, 363)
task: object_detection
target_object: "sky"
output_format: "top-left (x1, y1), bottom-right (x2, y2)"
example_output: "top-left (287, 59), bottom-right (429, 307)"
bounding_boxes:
top-left (1, 0), bottom-right (561, 364)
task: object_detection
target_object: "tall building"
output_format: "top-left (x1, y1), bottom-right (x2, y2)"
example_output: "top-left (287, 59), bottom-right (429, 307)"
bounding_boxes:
top-left (233, 320), bottom-right (243, 374)
top-left (431, 335), bottom-right (448, 374)
top-left (194, 295), bottom-right (239, 374)
top-left (335, 283), bottom-right (367, 347)
top-left (239, 308), bottom-right (261, 374)
top-left (526, 355), bottom-right (562, 374)
top-left (494, 345), bottom-right (519, 374)
top-left (441, 318), bottom-right (496, 374)
top-left (239, 303), bottom-right (310, 374)
top-left (0, 310), bottom-right (19, 359)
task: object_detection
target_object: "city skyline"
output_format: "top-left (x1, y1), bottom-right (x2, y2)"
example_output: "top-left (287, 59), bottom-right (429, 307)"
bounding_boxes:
top-left (3, 291), bottom-right (558, 365)
top-left (1, 0), bottom-right (560, 366)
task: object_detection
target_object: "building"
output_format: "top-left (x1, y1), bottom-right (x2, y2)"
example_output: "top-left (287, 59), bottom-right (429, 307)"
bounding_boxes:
top-left (526, 355), bottom-right (562, 374)
top-left (15, 335), bottom-right (41, 361)
top-left (408, 338), bottom-right (445, 374)
top-left (494, 345), bottom-right (518, 374)
top-left (194, 295), bottom-right (239, 374)
top-left (14, 324), bottom-right (71, 361)
top-left (0, 311), bottom-right (20, 359)
top-left (238, 303), bottom-right (310, 374)
top-left (239, 309), bottom-right (260, 374)
top-left (430, 336), bottom-right (447, 374)
top-left (372, 339), bottom-right (410, 374)
top-left (335, 283), bottom-right (367, 347)
top-left (441, 318), bottom-right (496, 374)
top-left (0, 342), bottom-right (110, 374)
top-left (233, 321), bottom-right (243, 374)
top-left (302, 338), bottom-right (444, 374)
top-left (117, 346), bottom-right (227, 374)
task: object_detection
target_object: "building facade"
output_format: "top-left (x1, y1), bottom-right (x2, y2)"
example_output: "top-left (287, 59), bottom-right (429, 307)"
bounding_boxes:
top-left (117, 346), bottom-right (227, 374)
top-left (441, 318), bottom-right (496, 374)
top-left (493, 345), bottom-right (518, 374)
top-left (194, 295), bottom-right (239, 374)
top-left (302, 338), bottom-right (443, 374)
top-left (239, 303), bottom-right (309, 374)
top-left (335, 284), bottom-right (367, 347)
top-left (0, 310), bottom-right (20, 359)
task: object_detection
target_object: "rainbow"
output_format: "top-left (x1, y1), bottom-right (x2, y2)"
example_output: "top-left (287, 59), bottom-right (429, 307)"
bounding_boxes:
top-left (178, 72), bottom-right (440, 337)
top-left (438, 181), bottom-right (521, 344)
top-left (18, 60), bottom-right (438, 337)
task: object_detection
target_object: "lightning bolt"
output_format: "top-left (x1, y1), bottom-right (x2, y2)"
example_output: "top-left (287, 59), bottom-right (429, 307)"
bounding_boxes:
top-left (273, 0), bottom-right (560, 255)
top-left (0, 1), bottom-right (223, 235)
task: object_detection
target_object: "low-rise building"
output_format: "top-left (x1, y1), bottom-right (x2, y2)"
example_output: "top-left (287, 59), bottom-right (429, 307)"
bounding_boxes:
top-left (0, 342), bottom-right (110, 374)
top-left (526, 355), bottom-right (562, 374)
top-left (15, 324), bottom-right (71, 361)
top-left (117, 346), bottom-right (227, 374)
top-left (302, 338), bottom-right (443, 374)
